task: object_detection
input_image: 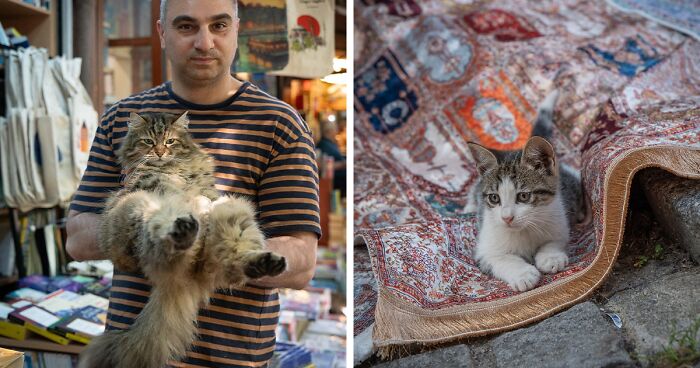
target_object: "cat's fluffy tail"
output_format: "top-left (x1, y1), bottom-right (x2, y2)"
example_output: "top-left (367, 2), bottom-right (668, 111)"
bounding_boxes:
top-left (77, 329), bottom-right (127, 368)
top-left (531, 89), bottom-right (559, 139)
top-left (78, 283), bottom-right (206, 368)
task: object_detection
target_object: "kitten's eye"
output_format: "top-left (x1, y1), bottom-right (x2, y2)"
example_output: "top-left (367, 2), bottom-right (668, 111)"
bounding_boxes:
top-left (166, 138), bottom-right (175, 144)
top-left (487, 194), bottom-right (500, 205)
top-left (517, 192), bottom-right (531, 202)
top-left (143, 139), bottom-right (154, 145)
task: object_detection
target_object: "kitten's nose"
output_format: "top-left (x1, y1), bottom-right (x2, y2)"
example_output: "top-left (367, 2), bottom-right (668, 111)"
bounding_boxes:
top-left (502, 216), bottom-right (514, 225)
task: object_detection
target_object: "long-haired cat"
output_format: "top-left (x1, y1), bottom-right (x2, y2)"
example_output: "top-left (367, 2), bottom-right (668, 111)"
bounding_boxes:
top-left (78, 111), bottom-right (287, 368)
top-left (467, 91), bottom-right (587, 292)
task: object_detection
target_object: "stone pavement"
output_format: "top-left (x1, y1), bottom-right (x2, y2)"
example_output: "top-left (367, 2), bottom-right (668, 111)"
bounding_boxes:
top-left (362, 171), bottom-right (700, 368)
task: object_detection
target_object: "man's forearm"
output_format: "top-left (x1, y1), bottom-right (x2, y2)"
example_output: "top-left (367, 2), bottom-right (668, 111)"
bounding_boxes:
top-left (252, 232), bottom-right (318, 290)
top-left (68, 210), bottom-right (317, 289)
top-left (66, 210), bottom-right (106, 261)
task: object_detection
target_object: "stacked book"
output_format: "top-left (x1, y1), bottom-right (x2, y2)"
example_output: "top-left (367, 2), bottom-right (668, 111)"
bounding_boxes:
top-left (0, 275), bottom-right (110, 345)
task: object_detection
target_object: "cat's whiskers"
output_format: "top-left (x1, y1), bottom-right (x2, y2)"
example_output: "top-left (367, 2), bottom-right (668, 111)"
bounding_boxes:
top-left (523, 215), bottom-right (557, 239)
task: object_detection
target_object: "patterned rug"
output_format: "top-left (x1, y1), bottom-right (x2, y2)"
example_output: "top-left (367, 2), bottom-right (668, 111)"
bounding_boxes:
top-left (608, 0), bottom-right (700, 41)
top-left (353, 0), bottom-right (700, 359)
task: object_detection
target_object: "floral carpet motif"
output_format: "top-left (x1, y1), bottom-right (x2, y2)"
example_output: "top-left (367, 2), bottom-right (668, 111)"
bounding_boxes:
top-left (354, 0), bottom-right (700, 356)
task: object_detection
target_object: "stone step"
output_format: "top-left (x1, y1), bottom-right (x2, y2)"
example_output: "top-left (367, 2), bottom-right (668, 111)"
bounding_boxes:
top-left (638, 169), bottom-right (700, 263)
top-left (490, 301), bottom-right (634, 368)
top-left (373, 344), bottom-right (474, 368)
top-left (604, 269), bottom-right (700, 365)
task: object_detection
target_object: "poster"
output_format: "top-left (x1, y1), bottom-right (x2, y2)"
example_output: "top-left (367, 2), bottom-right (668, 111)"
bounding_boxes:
top-left (234, 0), bottom-right (289, 73)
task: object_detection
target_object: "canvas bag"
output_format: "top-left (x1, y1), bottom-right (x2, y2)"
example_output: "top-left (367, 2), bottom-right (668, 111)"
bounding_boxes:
top-left (40, 56), bottom-right (93, 204)
top-left (1, 48), bottom-right (52, 211)
top-left (0, 117), bottom-right (16, 208)
top-left (270, 0), bottom-right (335, 78)
top-left (53, 57), bottom-right (98, 181)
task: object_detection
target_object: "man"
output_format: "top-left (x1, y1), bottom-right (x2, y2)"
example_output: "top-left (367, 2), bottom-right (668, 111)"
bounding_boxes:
top-left (66, 0), bottom-right (320, 366)
top-left (316, 120), bottom-right (346, 197)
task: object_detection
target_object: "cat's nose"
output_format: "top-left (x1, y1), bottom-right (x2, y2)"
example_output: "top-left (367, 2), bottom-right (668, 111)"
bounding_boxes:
top-left (502, 216), bottom-right (514, 225)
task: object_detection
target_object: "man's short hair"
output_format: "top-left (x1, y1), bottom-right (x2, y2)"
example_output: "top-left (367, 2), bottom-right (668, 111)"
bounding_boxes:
top-left (159, 0), bottom-right (239, 22)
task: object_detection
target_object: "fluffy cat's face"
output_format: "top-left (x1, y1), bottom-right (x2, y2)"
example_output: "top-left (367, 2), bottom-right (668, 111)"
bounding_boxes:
top-left (469, 137), bottom-right (558, 230)
top-left (118, 111), bottom-right (194, 167)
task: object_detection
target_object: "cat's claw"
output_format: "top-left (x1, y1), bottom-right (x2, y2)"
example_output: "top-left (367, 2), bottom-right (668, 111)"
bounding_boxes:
top-left (535, 251), bottom-right (568, 274)
top-left (168, 215), bottom-right (199, 250)
top-left (244, 252), bottom-right (287, 279)
top-left (507, 265), bottom-right (541, 292)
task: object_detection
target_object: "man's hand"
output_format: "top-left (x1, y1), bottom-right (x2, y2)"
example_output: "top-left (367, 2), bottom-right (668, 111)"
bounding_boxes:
top-left (252, 232), bottom-right (318, 290)
top-left (66, 210), bottom-right (106, 261)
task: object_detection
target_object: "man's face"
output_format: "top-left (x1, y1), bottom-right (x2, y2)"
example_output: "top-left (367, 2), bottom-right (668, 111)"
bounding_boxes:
top-left (158, 0), bottom-right (239, 85)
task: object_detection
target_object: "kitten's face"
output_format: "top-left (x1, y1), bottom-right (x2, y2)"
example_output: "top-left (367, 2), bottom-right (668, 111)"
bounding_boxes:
top-left (118, 111), bottom-right (194, 167)
top-left (469, 137), bottom-right (558, 230)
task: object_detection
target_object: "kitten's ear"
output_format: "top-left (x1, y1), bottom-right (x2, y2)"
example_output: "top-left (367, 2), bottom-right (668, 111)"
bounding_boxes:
top-left (521, 137), bottom-right (556, 174)
top-left (467, 142), bottom-right (498, 175)
top-left (128, 112), bottom-right (147, 129)
top-left (173, 111), bottom-right (190, 129)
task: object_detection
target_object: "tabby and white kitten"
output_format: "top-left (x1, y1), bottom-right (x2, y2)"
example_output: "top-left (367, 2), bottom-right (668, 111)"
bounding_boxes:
top-left (468, 91), bottom-right (585, 292)
top-left (79, 112), bottom-right (287, 368)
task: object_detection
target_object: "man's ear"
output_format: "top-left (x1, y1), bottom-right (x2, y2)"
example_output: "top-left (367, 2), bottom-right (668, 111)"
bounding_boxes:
top-left (521, 136), bottom-right (556, 174)
top-left (128, 112), bottom-right (148, 129)
top-left (467, 142), bottom-right (498, 175)
top-left (157, 20), bottom-right (166, 49)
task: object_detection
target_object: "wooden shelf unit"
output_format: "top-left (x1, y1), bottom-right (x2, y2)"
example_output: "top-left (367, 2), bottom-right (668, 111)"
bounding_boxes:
top-left (0, 0), bottom-right (57, 55)
top-left (0, 335), bottom-right (84, 355)
top-left (0, 0), bottom-right (50, 17)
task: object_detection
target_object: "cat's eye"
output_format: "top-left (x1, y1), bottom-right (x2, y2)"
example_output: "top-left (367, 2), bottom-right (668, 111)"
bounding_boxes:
top-left (166, 138), bottom-right (175, 144)
top-left (143, 139), bottom-right (154, 145)
top-left (487, 194), bottom-right (500, 205)
top-left (517, 192), bottom-right (531, 202)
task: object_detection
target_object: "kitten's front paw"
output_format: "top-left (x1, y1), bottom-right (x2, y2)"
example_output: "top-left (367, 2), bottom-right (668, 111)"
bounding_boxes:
top-left (505, 265), bottom-right (541, 292)
top-left (535, 250), bottom-right (568, 274)
top-left (244, 252), bottom-right (287, 279)
top-left (166, 215), bottom-right (199, 250)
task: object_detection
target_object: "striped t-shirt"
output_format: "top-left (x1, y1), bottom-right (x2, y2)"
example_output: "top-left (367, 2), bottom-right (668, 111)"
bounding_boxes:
top-left (69, 81), bottom-right (321, 367)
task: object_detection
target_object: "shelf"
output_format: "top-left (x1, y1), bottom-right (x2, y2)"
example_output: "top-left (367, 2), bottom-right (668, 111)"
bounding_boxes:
top-left (0, 335), bottom-right (84, 355)
top-left (0, 0), bottom-right (56, 55)
top-left (0, 0), bottom-right (51, 17)
top-left (0, 275), bottom-right (18, 288)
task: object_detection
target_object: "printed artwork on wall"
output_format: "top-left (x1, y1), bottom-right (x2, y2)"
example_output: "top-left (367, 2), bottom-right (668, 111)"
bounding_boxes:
top-left (270, 0), bottom-right (334, 79)
top-left (234, 0), bottom-right (289, 73)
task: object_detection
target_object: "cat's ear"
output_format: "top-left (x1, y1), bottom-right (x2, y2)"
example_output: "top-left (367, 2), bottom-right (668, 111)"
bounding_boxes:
top-left (128, 112), bottom-right (147, 129)
top-left (173, 111), bottom-right (190, 129)
top-left (467, 142), bottom-right (498, 175)
top-left (521, 136), bottom-right (556, 174)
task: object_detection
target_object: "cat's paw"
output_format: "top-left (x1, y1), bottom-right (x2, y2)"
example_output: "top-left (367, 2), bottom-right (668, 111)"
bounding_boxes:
top-left (535, 250), bottom-right (568, 274)
top-left (504, 265), bottom-right (541, 292)
top-left (244, 252), bottom-right (287, 279)
top-left (166, 215), bottom-right (199, 250)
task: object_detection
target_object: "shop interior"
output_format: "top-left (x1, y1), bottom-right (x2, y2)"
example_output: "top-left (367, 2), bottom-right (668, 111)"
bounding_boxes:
top-left (0, 0), bottom-right (347, 367)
